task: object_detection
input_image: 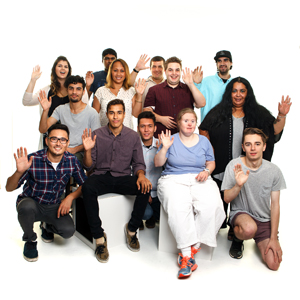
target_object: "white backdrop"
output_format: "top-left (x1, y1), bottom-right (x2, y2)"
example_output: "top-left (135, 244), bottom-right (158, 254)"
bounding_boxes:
top-left (0, 0), bottom-right (299, 291)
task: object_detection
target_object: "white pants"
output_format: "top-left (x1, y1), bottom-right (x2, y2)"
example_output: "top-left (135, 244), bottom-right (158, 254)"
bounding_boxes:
top-left (158, 174), bottom-right (225, 249)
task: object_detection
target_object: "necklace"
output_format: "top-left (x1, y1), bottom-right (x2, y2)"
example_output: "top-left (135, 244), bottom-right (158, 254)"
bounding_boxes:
top-left (232, 109), bottom-right (244, 118)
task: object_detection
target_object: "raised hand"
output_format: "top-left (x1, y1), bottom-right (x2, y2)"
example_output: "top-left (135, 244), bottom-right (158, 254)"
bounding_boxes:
top-left (160, 130), bottom-right (174, 150)
top-left (234, 164), bottom-right (250, 187)
top-left (14, 147), bottom-right (33, 174)
top-left (135, 54), bottom-right (150, 71)
top-left (38, 90), bottom-right (52, 111)
top-left (135, 78), bottom-right (148, 95)
top-left (31, 65), bottom-right (42, 82)
top-left (278, 95), bottom-right (292, 116)
top-left (82, 128), bottom-right (96, 151)
top-left (85, 71), bottom-right (94, 86)
top-left (192, 66), bottom-right (203, 84)
top-left (182, 67), bottom-right (193, 85)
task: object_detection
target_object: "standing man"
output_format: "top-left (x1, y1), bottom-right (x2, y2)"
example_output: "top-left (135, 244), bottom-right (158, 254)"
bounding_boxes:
top-left (86, 48), bottom-right (118, 98)
top-left (140, 56), bottom-right (165, 106)
top-left (81, 99), bottom-right (152, 263)
top-left (6, 124), bottom-right (87, 262)
top-left (144, 56), bottom-right (206, 137)
top-left (194, 50), bottom-right (233, 121)
top-left (221, 128), bottom-right (286, 271)
top-left (39, 75), bottom-right (100, 164)
top-left (137, 111), bottom-right (162, 229)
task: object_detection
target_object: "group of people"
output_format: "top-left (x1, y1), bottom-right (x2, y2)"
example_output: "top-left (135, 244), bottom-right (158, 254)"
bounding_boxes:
top-left (7, 48), bottom-right (291, 279)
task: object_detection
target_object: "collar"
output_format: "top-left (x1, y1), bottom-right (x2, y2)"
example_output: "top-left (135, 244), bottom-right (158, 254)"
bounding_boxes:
top-left (215, 72), bottom-right (231, 82)
top-left (147, 76), bottom-right (165, 84)
top-left (141, 137), bottom-right (159, 149)
top-left (162, 80), bottom-right (185, 89)
top-left (105, 124), bottom-right (125, 136)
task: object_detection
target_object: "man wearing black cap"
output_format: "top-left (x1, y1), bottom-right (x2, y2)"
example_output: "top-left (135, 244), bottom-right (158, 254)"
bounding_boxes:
top-left (194, 50), bottom-right (233, 121)
top-left (85, 48), bottom-right (118, 98)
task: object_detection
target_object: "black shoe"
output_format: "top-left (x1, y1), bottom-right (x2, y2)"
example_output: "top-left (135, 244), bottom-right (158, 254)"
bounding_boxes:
top-left (145, 215), bottom-right (156, 229)
top-left (229, 237), bottom-right (244, 259)
top-left (23, 241), bottom-right (38, 262)
top-left (40, 223), bottom-right (54, 243)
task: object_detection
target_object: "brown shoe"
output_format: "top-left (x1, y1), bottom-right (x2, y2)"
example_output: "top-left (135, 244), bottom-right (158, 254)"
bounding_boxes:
top-left (124, 223), bottom-right (140, 252)
top-left (95, 232), bottom-right (109, 263)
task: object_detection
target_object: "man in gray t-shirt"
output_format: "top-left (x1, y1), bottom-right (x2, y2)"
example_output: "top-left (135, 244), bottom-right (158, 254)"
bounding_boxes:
top-left (39, 75), bottom-right (100, 163)
top-left (221, 128), bottom-right (286, 271)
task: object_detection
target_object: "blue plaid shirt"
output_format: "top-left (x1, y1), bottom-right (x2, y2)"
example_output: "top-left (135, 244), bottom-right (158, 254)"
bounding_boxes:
top-left (16, 149), bottom-right (87, 205)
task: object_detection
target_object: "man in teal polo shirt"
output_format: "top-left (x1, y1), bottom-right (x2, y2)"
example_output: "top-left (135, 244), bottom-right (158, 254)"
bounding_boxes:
top-left (194, 50), bottom-right (233, 121)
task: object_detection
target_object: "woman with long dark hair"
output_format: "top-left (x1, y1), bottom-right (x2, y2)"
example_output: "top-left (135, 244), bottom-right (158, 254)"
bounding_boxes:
top-left (199, 77), bottom-right (291, 237)
top-left (22, 56), bottom-right (89, 148)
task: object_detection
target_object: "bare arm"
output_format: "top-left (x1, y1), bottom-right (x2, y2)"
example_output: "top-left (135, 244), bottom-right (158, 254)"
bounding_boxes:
top-left (195, 160), bottom-right (215, 182)
top-left (129, 54), bottom-right (150, 86)
top-left (182, 67), bottom-right (206, 108)
top-left (92, 95), bottom-right (101, 113)
top-left (273, 95), bottom-right (292, 135)
top-left (224, 164), bottom-right (250, 203)
top-left (6, 147), bottom-right (33, 192)
top-left (154, 130), bottom-right (174, 167)
top-left (132, 79), bottom-right (147, 118)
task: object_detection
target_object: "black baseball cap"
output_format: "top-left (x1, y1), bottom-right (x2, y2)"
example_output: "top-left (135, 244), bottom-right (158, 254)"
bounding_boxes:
top-left (214, 50), bottom-right (232, 62)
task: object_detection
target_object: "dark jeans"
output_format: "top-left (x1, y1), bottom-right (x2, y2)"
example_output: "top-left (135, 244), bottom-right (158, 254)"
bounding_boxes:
top-left (82, 172), bottom-right (150, 239)
top-left (143, 196), bottom-right (160, 221)
top-left (17, 198), bottom-right (75, 242)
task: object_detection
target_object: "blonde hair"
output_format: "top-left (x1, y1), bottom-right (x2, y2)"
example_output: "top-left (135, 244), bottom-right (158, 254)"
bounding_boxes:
top-left (176, 108), bottom-right (197, 123)
top-left (105, 59), bottom-right (131, 90)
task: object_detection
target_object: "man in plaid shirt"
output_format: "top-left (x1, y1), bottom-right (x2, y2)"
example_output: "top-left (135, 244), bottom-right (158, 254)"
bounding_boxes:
top-left (6, 124), bottom-right (87, 262)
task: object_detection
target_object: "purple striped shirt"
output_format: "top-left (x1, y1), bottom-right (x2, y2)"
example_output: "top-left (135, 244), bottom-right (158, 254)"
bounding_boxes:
top-left (16, 149), bottom-right (87, 205)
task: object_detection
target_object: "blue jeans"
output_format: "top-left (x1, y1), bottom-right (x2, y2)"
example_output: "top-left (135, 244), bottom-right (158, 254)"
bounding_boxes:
top-left (143, 196), bottom-right (160, 221)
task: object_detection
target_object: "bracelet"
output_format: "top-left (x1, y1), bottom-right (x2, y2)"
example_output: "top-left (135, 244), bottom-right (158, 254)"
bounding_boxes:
top-left (135, 100), bottom-right (142, 103)
top-left (277, 115), bottom-right (286, 119)
top-left (204, 168), bottom-right (210, 175)
top-left (133, 68), bottom-right (139, 73)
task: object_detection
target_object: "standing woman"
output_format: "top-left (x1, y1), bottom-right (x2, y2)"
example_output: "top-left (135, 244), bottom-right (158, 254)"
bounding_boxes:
top-left (199, 77), bottom-right (292, 236)
top-left (22, 56), bottom-right (89, 148)
top-left (155, 108), bottom-right (225, 279)
top-left (92, 58), bottom-right (147, 128)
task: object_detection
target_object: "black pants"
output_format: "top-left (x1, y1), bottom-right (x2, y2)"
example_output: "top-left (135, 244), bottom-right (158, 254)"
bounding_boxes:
top-left (82, 173), bottom-right (149, 239)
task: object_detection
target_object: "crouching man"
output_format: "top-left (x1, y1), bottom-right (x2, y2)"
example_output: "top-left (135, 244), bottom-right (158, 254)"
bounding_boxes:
top-left (6, 124), bottom-right (87, 262)
top-left (221, 128), bottom-right (286, 270)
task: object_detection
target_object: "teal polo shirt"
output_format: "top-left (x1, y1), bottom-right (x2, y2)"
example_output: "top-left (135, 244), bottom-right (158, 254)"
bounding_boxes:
top-left (195, 72), bottom-right (232, 121)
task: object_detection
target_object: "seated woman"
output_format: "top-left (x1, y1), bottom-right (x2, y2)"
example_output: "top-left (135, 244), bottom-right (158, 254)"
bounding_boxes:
top-left (93, 58), bottom-right (147, 129)
top-left (199, 77), bottom-right (291, 238)
top-left (22, 56), bottom-right (89, 148)
top-left (155, 108), bottom-right (225, 279)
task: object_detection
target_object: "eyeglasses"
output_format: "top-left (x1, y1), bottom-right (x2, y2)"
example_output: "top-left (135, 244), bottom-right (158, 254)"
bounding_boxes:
top-left (48, 136), bottom-right (69, 144)
top-left (103, 57), bottom-right (116, 61)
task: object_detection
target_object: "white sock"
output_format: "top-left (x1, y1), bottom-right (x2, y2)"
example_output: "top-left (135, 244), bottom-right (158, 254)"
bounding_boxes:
top-left (192, 242), bottom-right (201, 250)
top-left (180, 246), bottom-right (191, 257)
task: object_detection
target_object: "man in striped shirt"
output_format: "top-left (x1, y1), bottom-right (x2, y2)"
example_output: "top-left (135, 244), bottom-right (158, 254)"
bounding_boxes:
top-left (6, 124), bottom-right (87, 262)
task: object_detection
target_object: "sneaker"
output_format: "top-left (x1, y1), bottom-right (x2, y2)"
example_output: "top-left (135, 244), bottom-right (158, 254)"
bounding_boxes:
top-left (23, 241), bottom-right (38, 262)
top-left (40, 223), bottom-right (54, 243)
top-left (95, 233), bottom-right (109, 263)
top-left (145, 215), bottom-right (156, 229)
top-left (124, 223), bottom-right (140, 252)
top-left (177, 247), bottom-right (199, 271)
top-left (229, 237), bottom-right (244, 259)
top-left (177, 256), bottom-right (192, 279)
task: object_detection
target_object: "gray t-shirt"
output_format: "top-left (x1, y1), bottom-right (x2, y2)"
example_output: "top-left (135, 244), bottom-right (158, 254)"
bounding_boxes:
top-left (221, 156), bottom-right (286, 223)
top-left (51, 103), bottom-right (100, 148)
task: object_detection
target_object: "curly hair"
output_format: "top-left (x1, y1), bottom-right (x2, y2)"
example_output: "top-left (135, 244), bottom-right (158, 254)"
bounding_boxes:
top-left (202, 77), bottom-right (273, 130)
top-left (50, 56), bottom-right (72, 96)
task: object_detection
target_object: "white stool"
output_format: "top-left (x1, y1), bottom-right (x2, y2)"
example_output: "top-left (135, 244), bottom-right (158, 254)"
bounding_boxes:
top-left (73, 193), bottom-right (136, 250)
top-left (158, 205), bottom-right (214, 260)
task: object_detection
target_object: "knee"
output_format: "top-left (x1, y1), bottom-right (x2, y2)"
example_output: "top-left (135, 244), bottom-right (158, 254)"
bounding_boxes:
top-left (61, 224), bottom-right (75, 239)
top-left (235, 223), bottom-right (257, 240)
top-left (17, 198), bottom-right (36, 215)
top-left (266, 259), bottom-right (280, 271)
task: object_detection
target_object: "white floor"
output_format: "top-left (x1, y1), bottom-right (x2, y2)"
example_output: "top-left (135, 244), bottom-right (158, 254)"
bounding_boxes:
top-left (1, 187), bottom-right (298, 299)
